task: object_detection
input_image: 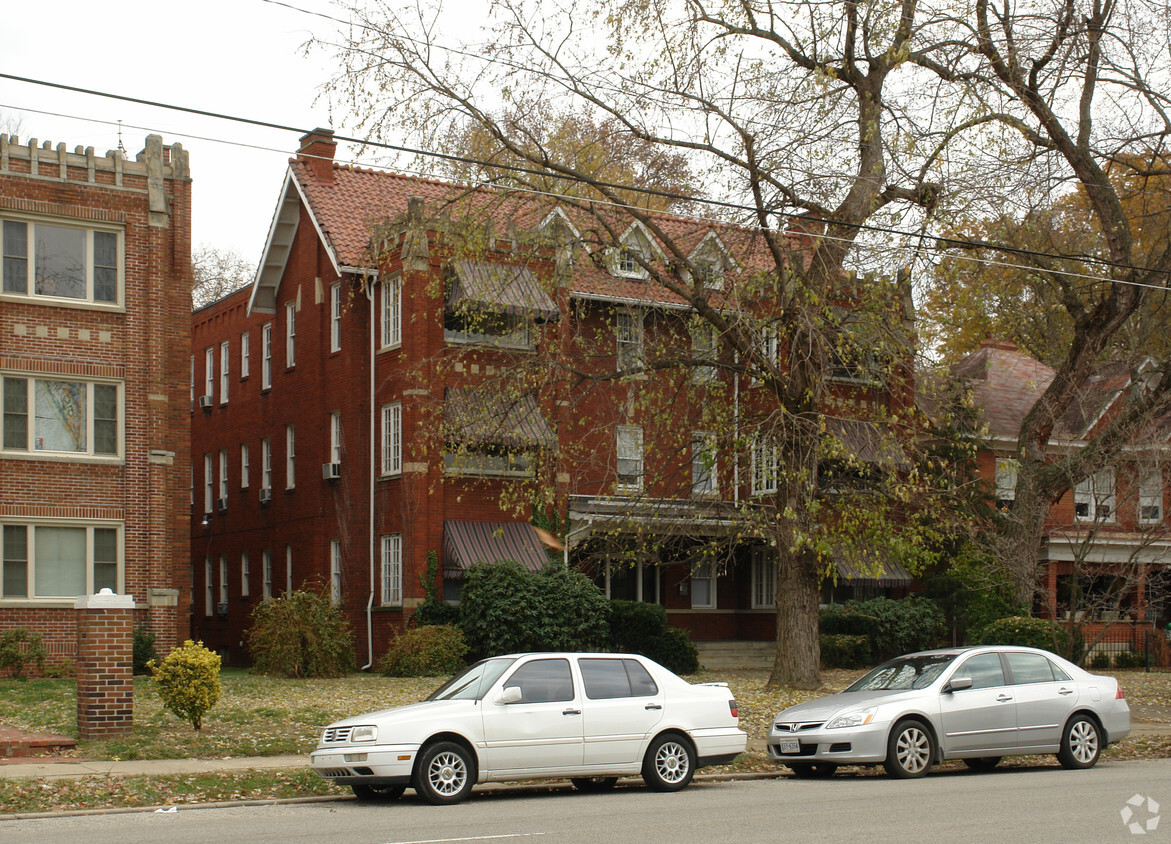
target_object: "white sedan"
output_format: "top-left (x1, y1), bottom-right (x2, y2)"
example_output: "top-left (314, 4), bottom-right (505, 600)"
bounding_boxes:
top-left (311, 652), bottom-right (746, 804)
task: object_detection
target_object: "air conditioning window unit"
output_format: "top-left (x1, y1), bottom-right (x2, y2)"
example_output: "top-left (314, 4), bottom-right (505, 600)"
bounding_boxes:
top-left (322, 462), bottom-right (341, 480)
top-left (198, 395), bottom-right (214, 409)
top-left (259, 488), bottom-right (272, 504)
top-left (216, 497), bottom-right (228, 512)
top-left (216, 601), bottom-right (229, 616)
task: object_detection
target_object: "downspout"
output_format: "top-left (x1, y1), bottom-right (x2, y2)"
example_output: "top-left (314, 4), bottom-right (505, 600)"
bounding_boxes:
top-left (733, 354), bottom-right (740, 503)
top-left (362, 277), bottom-right (375, 670)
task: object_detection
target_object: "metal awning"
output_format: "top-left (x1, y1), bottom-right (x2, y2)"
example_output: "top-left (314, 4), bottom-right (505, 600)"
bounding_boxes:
top-left (445, 387), bottom-right (557, 450)
top-left (447, 259), bottom-right (560, 323)
top-left (826, 418), bottom-right (908, 469)
top-left (443, 521), bottom-right (550, 578)
top-left (835, 556), bottom-right (913, 588)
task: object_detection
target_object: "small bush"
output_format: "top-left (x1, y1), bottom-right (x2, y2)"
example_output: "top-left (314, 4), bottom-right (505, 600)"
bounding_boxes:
top-left (644, 626), bottom-right (700, 675)
top-left (42, 658), bottom-right (75, 679)
top-left (1114, 650), bottom-right (1145, 670)
top-left (133, 623), bottom-right (158, 676)
top-left (820, 634), bottom-right (872, 668)
top-left (607, 601), bottom-right (699, 674)
top-left (1090, 651), bottom-right (1112, 670)
top-left (414, 550), bottom-right (460, 627)
top-left (821, 597), bottom-right (945, 661)
top-left (970, 616), bottom-right (1076, 659)
top-left (0, 627), bottom-right (48, 679)
top-left (379, 625), bottom-right (468, 677)
top-left (246, 586), bottom-right (356, 678)
top-left (148, 640), bottom-right (221, 730)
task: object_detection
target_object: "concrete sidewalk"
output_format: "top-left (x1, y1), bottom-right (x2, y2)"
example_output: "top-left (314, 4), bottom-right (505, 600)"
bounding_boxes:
top-left (0, 754), bottom-right (308, 780)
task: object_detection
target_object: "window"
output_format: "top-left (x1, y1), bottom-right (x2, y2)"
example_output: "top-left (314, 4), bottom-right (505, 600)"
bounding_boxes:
top-left (2, 376), bottom-right (121, 458)
top-left (285, 424), bottom-right (295, 489)
top-left (240, 443), bottom-right (250, 488)
top-left (330, 412), bottom-right (342, 465)
top-left (616, 248), bottom-right (642, 276)
top-left (381, 274), bottom-right (402, 348)
top-left (382, 403), bottom-right (402, 476)
top-left (691, 322), bottom-right (717, 383)
top-left (752, 438), bottom-right (780, 495)
top-left (330, 539), bottom-right (342, 606)
top-left (204, 347), bottom-right (214, 402)
top-left (241, 551), bottom-right (250, 597)
top-left (995, 458), bottom-right (1018, 510)
top-left (219, 341), bottom-right (229, 403)
top-left (1, 218), bottom-right (120, 305)
top-left (691, 432), bottom-right (717, 496)
top-left (691, 562), bottom-right (716, 609)
top-left (381, 534), bottom-right (403, 606)
top-left (203, 452), bottom-right (213, 514)
top-left (219, 555), bottom-right (228, 606)
top-left (285, 302), bottom-right (296, 368)
top-left (205, 557), bottom-right (213, 616)
top-left (240, 331), bottom-right (250, 378)
top-left (617, 425), bottom-right (643, 491)
top-left (694, 260), bottom-right (724, 289)
top-left (750, 546), bottom-right (776, 609)
top-left (261, 322), bottom-right (272, 389)
top-left (616, 310), bottom-right (644, 372)
top-left (2, 522), bottom-right (120, 599)
top-left (503, 658), bottom-right (574, 703)
top-left (579, 658), bottom-right (659, 699)
top-left (1140, 467), bottom-right (1163, 524)
top-left (286, 544), bottom-right (293, 594)
top-left (1075, 468), bottom-right (1115, 522)
top-left (1005, 652), bottom-right (1058, 684)
top-left (262, 549), bottom-right (273, 600)
top-left (955, 652), bottom-right (1005, 690)
top-left (261, 438), bottom-right (272, 492)
top-left (218, 449), bottom-right (228, 503)
top-left (330, 282), bottom-right (342, 352)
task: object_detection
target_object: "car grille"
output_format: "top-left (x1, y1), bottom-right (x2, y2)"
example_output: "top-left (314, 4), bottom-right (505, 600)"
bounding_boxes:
top-left (322, 726), bottom-right (354, 744)
top-left (773, 721), bottom-right (825, 733)
top-left (769, 742), bottom-right (819, 757)
top-left (317, 767), bottom-right (352, 778)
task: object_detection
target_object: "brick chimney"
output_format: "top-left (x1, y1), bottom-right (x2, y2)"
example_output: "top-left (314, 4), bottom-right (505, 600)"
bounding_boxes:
top-left (298, 128), bottom-right (337, 182)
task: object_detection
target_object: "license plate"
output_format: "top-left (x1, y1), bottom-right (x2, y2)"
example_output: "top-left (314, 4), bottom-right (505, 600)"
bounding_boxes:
top-left (777, 738), bottom-right (801, 754)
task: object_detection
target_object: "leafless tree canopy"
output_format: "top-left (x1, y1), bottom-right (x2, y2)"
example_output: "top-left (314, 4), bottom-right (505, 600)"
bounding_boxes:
top-left (192, 246), bottom-right (255, 309)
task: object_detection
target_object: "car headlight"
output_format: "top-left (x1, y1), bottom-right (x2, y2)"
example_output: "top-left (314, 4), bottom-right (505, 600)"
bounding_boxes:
top-left (826, 707), bottom-right (877, 729)
top-left (350, 725), bottom-right (378, 742)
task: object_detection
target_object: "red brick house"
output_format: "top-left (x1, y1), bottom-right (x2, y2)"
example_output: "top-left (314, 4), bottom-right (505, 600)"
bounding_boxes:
top-left (190, 129), bottom-right (910, 666)
top-left (0, 133), bottom-right (193, 664)
top-left (955, 338), bottom-right (1171, 650)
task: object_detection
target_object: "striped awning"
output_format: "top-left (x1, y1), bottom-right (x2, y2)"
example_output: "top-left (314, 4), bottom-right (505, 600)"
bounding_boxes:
top-left (443, 521), bottom-right (550, 578)
top-left (447, 259), bottom-right (560, 323)
top-left (445, 387), bottom-right (557, 450)
top-left (835, 556), bottom-right (913, 588)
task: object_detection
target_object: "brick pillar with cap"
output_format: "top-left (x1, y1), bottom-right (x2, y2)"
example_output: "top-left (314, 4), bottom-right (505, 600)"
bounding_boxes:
top-left (75, 589), bottom-right (136, 739)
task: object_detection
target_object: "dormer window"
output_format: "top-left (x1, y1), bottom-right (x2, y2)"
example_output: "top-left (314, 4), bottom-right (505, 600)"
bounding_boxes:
top-left (617, 248), bottom-right (643, 277)
top-left (688, 233), bottom-right (734, 291)
top-left (611, 226), bottom-right (657, 279)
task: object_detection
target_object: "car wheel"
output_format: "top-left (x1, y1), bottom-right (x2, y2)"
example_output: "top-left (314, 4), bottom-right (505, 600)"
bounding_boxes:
top-left (883, 719), bottom-right (934, 779)
top-left (962, 757), bottom-right (1001, 772)
top-left (789, 763), bottom-right (838, 779)
top-left (351, 783), bottom-right (405, 801)
top-left (642, 733), bottom-right (695, 792)
top-left (1057, 714), bottom-right (1102, 770)
top-left (571, 776), bottom-right (619, 793)
top-left (415, 741), bottom-right (476, 805)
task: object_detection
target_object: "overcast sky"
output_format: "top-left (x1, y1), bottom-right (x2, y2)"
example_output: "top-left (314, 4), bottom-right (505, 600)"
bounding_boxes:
top-left (1, 0), bottom-right (372, 265)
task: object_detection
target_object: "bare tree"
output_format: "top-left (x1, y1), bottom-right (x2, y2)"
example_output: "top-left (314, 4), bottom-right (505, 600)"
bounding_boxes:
top-left (192, 246), bottom-right (255, 309)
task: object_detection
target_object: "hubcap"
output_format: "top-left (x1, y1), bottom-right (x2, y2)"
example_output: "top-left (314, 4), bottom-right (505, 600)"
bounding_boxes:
top-left (656, 741), bottom-right (689, 783)
top-left (896, 727), bottom-right (930, 774)
top-left (428, 751), bottom-right (467, 796)
top-left (1070, 720), bottom-right (1099, 763)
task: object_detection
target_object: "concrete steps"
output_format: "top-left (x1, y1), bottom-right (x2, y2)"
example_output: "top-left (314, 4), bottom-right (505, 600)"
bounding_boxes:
top-left (0, 726), bottom-right (77, 759)
top-left (695, 640), bottom-right (776, 670)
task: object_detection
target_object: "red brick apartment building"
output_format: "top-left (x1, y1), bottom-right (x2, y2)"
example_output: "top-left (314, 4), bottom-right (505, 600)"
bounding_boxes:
top-left (0, 133), bottom-right (192, 664)
top-left (191, 130), bottom-right (908, 667)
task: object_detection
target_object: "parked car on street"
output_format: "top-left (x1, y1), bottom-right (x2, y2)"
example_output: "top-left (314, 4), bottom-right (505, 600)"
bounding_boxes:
top-left (767, 645), bottom-right (1130, 778)
top-left (311, 652), bottom-right (747, 804)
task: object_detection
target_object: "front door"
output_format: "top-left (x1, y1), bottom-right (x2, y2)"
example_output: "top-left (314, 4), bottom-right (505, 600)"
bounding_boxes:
top-left (938, 652), bottom-right (1017, 755)
top-left (480, 657), bottom-right (585, 774)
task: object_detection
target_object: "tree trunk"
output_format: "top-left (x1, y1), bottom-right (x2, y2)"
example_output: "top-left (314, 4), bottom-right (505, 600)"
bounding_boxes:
top-left (769, 543), bottom-right (822, 689)
top-left (998, 469), bottom-right (1051, 608)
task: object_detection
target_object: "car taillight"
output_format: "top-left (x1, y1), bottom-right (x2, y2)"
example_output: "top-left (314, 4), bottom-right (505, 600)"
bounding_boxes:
top-left (729, 699), bottom-right (739, 719)
top-left (1117, 685), bottom-right (1126, 700)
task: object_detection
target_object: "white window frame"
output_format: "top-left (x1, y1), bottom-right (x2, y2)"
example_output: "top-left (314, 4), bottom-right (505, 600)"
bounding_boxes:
top-left (330, 412), bottom-right (342, 465)
top-left (240, 443), bottom-right (250, 488)
top-left (262, 549), bottom-right (273, 600)
top-left (261, 438), bottom-right (272, 492)
top-left (240, 331), bottom-right (250, 379)
top-left (2, 375), bottom-right (123, 460)
top-left (218, 449), bottom-right (228, 503)
top-left (1, 519), bottom-right (123, 601)
top-left (330, 538), bottom-right (342, 606)
top-left (616, 424), bottom-right (643, 492)
top-left (691, 562), bottom-right (716, 609)
top-left (203, 452), bottom-right (214, 514)
top-left (616, 309), bottom-right (644, 373)
top-left (381, 274), bottom-right (402, 349)
top-left (241, 551), bottom-right (250, 597)
top-left (261, 322), bottom-right (273, 390)
top-left (381, 534), bottom-right (403, 607)
top-left (286, 544), bottom-right (293, 594)
top-left (219, 554), bottom-right (229, 606)
top-left (752, 438), bottom-right (780, 496)
top-left (285, 301), bottom-right (296, 368)
top-left (204, 347), bottom-right (215, 402)
top-left (1140, 467), bottom-right (1163, 525)
top-left (995, 458), bottom-right (1019, 509)
top-left (285, 424), bottom-right (296, 489)
top-left (219, 341), bottom-right (230, 403)
top-left (205, 556), bottom-right (213, 617)
top-left (690, 322), bottom-right (717, 383)
top-left (691, 432), bottom-right (717, 497)
top-left (750, 546), bottom-right (776, 609)
top-left (0, 216), bottom-right (123, 308)
top-left (1075, 467), bottom-right (1116, 523)
top-left (330, 282), bottom-right (342, 353)
top-left (381, 402), bottom-right (402, 476)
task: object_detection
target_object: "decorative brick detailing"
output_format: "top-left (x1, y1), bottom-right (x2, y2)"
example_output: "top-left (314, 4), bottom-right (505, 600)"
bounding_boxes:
top-left (75, 591), bottom-right (135, 739)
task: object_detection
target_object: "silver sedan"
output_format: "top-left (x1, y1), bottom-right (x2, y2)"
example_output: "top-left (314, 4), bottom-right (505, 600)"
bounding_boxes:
top-left (767, 645), bottom-right (1130, 778)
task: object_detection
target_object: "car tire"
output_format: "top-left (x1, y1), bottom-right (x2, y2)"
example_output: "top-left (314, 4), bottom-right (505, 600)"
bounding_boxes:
top-left (962, 757), bottom-right (1001, 772)
top-left (789, 763), bottom-right (838, 779)
top-left (415, 741), bottom-right (476, 805)
top-left (1057, 714), bottom-right (1102, 770)
top-left (351, 783), bottom-right (405, 801)
top-left (883, 719), bottom-right (935, 779)
top-left (571, 776), bottom-right (619, 793)
top-left (642, 733), bottom-right (695, 792)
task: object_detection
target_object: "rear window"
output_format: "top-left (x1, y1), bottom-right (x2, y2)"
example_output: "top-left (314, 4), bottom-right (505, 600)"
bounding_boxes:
top-left (1006, 652), bottom-right (1059, 684)
top-left (580, 657), bottom-right (659, 699)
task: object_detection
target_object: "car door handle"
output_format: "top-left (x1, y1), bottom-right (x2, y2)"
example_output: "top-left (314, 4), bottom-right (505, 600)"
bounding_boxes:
top-left (996, 695), bottom-right (1013, 702)
top-left (645, 703), bottom-right (662, 710)
top-left (1058, 688), bottom-right (1074, 696)
top-left (563, 708), bottom-right (582, 716)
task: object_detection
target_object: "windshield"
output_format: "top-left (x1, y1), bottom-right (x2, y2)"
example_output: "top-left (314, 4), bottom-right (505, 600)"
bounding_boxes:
top-left (845, 654), bottom-right (956, 692)
top-left (427, 657), bottom-right (517, 701)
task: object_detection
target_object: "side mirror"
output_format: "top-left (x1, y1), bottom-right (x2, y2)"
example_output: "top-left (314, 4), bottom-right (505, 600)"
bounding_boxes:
top-left (945, 676), bottom-right (973, 693)
top-left (497, 686), bottom-right (523, 705)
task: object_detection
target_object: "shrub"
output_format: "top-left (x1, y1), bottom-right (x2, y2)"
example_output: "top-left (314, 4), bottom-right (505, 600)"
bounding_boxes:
top-left (133, 623), bottom-right (158, 676)
top-left (458, 560), bottom-right (610, 659)
top-left (414, 550), bottom-right (460, 627)
top-left (970, 616), bottom-right (1079, 660)
top-left (1114, 650), bottom-right (1144, 670)
top-left (645, 627), bottom-right (700, 675)
top-left (1090, 651), bottom-right (1112, 670)
top-left (0, 627), bottom-right (47, 679)
top-left (607, 600), bottom-right (700, 675)
top-left (379, 625), bottom-right (468, 677)
top-left (246, 586), bottom-right (356, 678)
top-left (820, 633), bottom-right (872, 668)
top-left (148, 640), bottom-right (221, 730)
top-left (42, 658), bottom-right (75, 679)
top-left (821, 597), bottom-right (945, 661)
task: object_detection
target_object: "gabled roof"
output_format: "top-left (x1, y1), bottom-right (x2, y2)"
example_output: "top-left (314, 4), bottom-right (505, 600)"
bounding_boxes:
top-left (952, 339), bottom-right (1056, 439)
